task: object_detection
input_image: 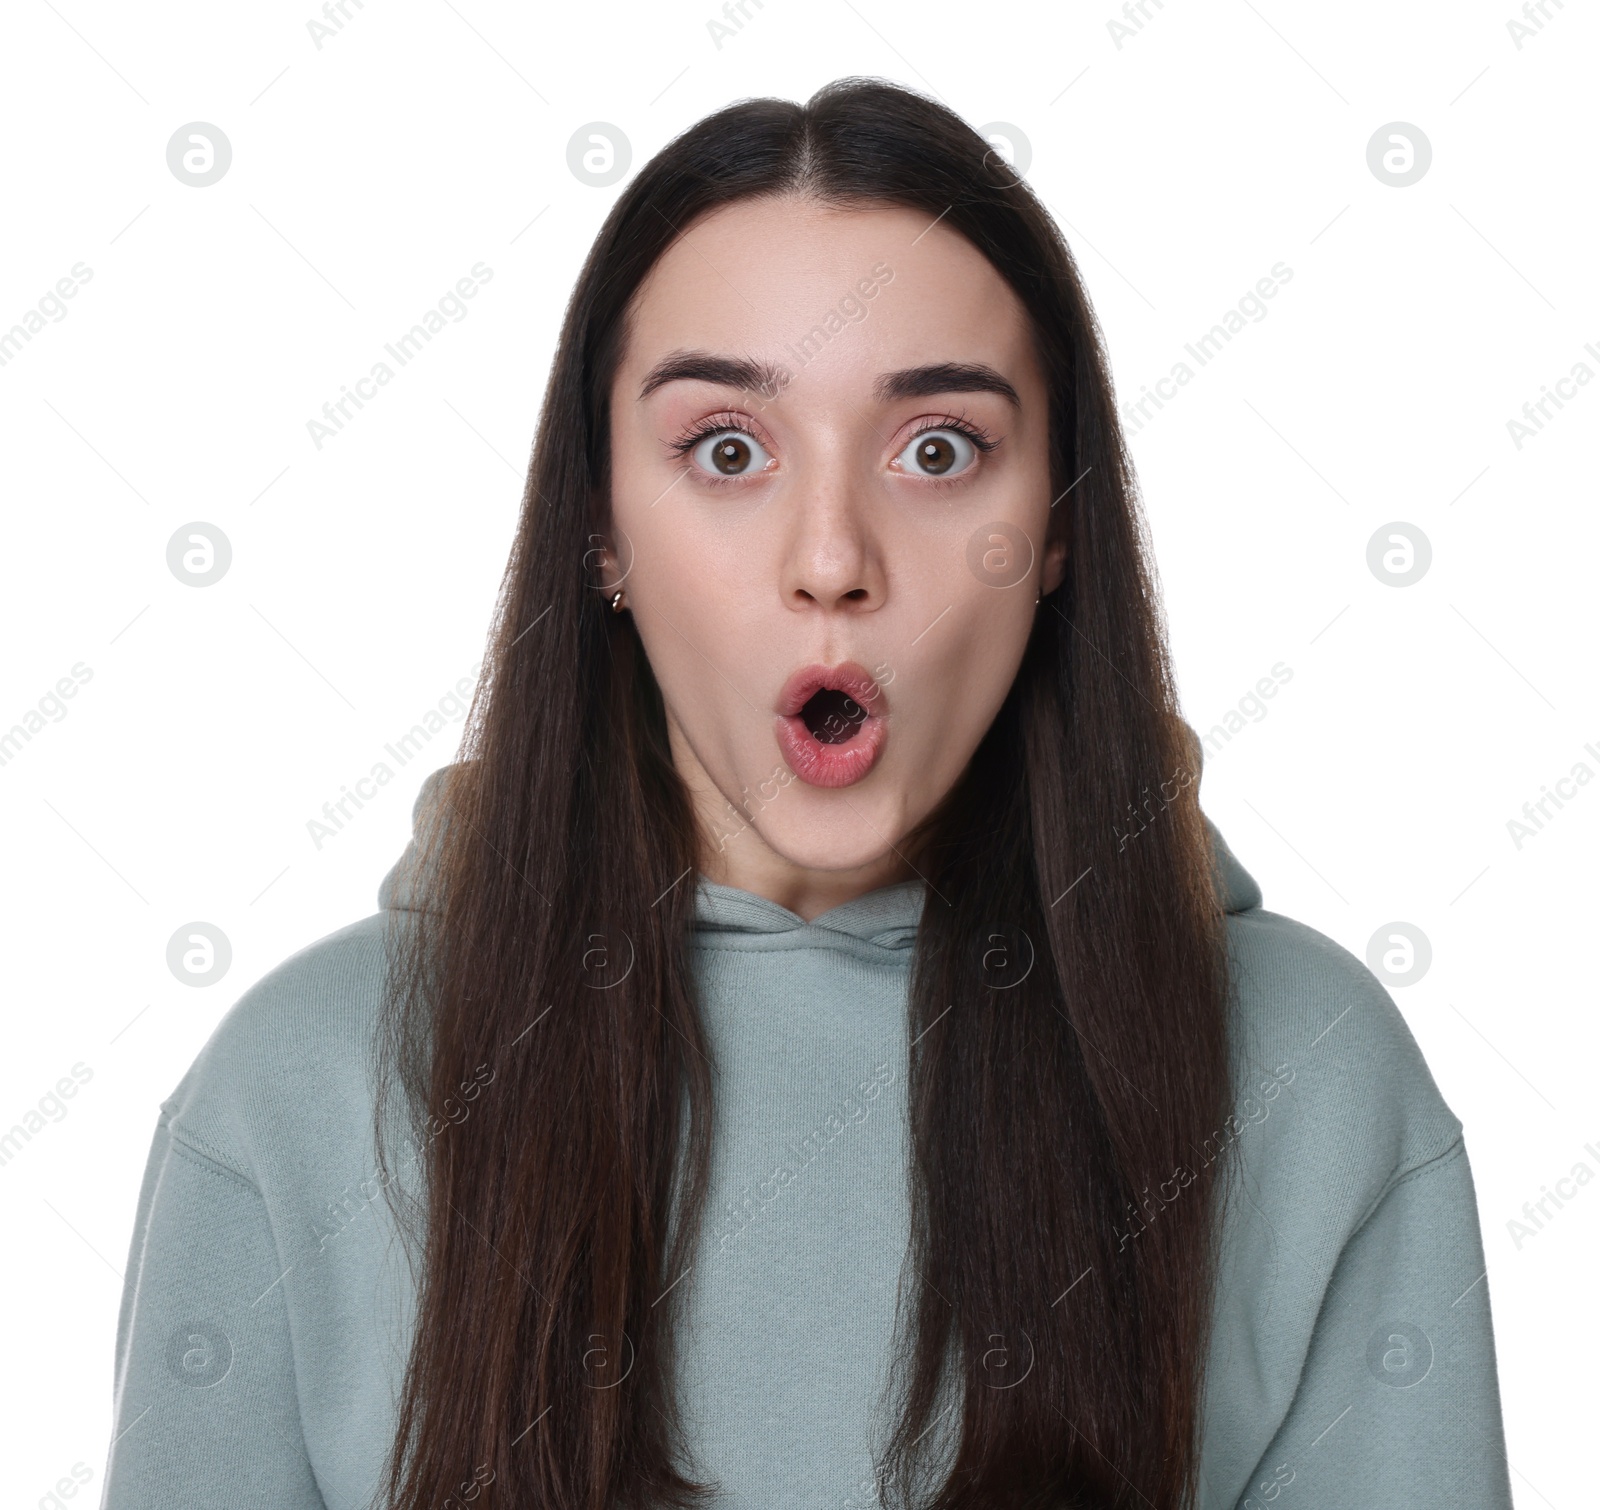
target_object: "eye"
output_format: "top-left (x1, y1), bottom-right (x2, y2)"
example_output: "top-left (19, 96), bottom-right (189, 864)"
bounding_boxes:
top-left (894, 426), bottom-right (983, 478)
top-left (689, 427), bottom-right (773, 479)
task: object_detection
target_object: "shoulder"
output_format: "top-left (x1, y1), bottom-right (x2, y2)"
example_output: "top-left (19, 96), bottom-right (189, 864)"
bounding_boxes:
top-left (158, 910), bottom-right (405, 1190)
top-left (1220, 905), bottom-right (1462, 1216)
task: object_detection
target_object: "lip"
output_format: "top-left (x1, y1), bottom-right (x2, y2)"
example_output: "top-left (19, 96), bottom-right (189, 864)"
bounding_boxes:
top-left (773, 660), bottom-right (889, 789)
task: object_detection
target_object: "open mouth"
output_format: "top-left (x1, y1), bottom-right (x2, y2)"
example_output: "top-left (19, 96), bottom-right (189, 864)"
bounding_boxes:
top-left (799, 687), bottom-right (869, 744)
top-left (773, 661), bottom-right (888, 788)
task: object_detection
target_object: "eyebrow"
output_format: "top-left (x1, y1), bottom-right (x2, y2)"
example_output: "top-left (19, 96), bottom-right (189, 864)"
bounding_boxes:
top-left (637, 351), bottom-right (1020, 409)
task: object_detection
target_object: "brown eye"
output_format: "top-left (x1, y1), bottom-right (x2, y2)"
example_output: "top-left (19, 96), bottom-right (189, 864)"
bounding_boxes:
top-left (896, 427), bottom-right (978, 478)
top-left (917, 436), bottom-right (954, 473)
top-left (690, 429), bottom-right (771, 478)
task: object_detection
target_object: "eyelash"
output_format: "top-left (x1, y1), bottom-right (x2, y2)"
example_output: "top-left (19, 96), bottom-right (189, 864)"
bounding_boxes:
top-left (666, 410), bottom-right (766, 460)
top-left (665, 409), bottom-right (1000, 488)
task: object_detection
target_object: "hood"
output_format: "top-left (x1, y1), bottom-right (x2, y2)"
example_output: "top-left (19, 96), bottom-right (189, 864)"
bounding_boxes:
top-left (377, 750), bottom-right (1262, 948)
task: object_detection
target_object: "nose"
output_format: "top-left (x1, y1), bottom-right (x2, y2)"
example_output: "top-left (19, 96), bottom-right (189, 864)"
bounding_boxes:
top-left (779, 482), bottom-right (888, 615)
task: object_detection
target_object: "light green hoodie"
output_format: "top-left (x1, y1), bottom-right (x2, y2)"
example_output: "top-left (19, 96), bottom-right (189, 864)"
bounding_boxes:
top-left (101, 762), bottom-right (1512, 1509)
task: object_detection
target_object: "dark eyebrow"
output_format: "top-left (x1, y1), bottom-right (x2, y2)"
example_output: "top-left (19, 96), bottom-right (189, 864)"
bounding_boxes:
top-left (638, 352), bottom-right (785, 402)
top-left (872, 362), bottom-right (1020, 410)
top-left (637, 351), bottom-right (1021, 409)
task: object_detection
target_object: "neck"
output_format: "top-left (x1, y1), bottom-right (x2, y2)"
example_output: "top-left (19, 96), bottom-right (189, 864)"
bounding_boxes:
top-left (697, 823), bottom-right (918, 921)
top-left (668, 718), bottom-right (919, 921)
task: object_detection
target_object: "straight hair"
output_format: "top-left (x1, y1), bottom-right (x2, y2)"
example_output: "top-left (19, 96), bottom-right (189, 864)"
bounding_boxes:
top-left (375, 76), bottom-right (1231, 1510)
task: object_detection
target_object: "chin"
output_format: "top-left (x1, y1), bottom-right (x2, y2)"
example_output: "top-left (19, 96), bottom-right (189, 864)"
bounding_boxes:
top-left (748, 793), bottom-right (912, 877)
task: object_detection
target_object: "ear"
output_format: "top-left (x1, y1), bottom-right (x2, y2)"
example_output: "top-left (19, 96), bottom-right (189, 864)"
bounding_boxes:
top-left (1041, 535), bottom-right (1068, 597)
top-left (586, 530), bottom-right (625, 594)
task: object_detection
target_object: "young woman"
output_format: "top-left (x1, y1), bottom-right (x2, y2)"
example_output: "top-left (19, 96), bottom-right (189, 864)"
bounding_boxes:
top-left (102, 79), bottom-right (1512, 1510)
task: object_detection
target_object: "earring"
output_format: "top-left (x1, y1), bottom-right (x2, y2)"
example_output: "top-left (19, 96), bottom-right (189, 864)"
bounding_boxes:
top-left (609, 589), bottom-right (626, 614)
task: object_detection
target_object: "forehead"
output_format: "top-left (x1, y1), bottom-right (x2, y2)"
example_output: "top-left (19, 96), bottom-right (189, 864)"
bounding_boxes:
top-left (619, 195), bottom-right (1039, 392)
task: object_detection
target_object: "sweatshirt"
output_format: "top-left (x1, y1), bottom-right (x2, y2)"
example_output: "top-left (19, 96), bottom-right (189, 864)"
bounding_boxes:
top-left (100, 763), bottom-right (1514, 1510)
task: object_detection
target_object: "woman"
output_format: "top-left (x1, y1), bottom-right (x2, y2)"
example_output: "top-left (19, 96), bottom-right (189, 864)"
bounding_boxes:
top-left (102, 79), bottom-right (1512, 1510)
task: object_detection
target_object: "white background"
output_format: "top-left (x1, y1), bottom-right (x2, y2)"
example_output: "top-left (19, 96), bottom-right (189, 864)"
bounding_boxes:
top-left (1, 2), bottom-right (1594, 1506)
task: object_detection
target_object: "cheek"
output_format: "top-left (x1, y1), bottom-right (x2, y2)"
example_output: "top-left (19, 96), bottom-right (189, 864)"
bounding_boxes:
top-left (892, 579), bottom-right (1036, 767)
top-left (618, 512), bottom-right (774, 740)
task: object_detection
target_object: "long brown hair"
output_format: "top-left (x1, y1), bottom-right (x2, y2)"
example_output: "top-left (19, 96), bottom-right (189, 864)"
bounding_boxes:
top-left (374, 77), bottom-right (1231, 1510)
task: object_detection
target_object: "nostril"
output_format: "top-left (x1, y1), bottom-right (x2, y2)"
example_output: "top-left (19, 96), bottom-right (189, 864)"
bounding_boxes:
top-left (800, 688), bottom-right (868, 744)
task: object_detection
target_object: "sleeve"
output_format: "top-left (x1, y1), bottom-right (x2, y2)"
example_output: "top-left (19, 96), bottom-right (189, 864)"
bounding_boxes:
top-left (1231, 1138), bottom-right (1513, 1510)
top-left (101, 1109), bottom-right (327, 1510)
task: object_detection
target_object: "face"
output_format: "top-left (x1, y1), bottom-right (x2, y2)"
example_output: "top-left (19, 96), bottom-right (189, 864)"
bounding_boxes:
top-left (604, 194), bottom-right (1063, 914)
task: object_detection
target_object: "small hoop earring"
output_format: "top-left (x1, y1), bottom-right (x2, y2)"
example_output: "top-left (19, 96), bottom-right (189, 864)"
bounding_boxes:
top-left (609, 589), bottom-right (626, 614)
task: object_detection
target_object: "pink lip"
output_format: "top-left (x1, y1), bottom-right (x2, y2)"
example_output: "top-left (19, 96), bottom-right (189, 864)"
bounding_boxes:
top-left (773, 661), bottom-right (889, 789)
